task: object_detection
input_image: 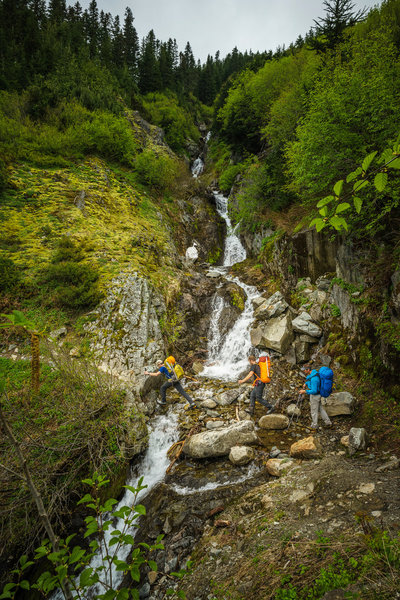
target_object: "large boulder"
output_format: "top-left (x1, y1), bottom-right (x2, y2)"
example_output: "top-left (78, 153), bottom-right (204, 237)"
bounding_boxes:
top-left (182, 420), bottom-right (258, 459)
top-left (229, 445), bottom-right (255, 465)
top-left (292, 312), bottom-right (322, 338)
top-left (254, 291), bottom-right (288, 321)
top-left (290, 436), bottom-right (322, 459)
top-left (259, 414), bottom-right (289, 429)
top-left (324, 392), bottom-right (355, 416)
top-left (348, 427), bottom-right (368, 455)
top-left (294, 340), bottom-right (311, 364)
top-left (250, 312), bottom-right (293, 354)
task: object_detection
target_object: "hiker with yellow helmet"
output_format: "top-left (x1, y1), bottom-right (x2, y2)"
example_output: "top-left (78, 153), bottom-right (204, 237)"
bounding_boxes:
top-left (238, 354), bottom-right (274, 416)
top-left (144, 355), bottom-right (197, 409)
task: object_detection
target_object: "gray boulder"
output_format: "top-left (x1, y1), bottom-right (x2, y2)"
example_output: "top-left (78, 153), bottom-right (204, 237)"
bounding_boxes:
top-left (292, 312), bottom-right (322, 338)
top-left (251, 312), bottom-right (293, 354)
top-left (348, 427), bottom-right (368, 455)
top-left (259, 414), bottom-right (289, 429)
top-left (254, 291), bottom-right (288, 321)
top-left (182, 420), bottom-right (258, 459)
top-left (229, 445), bottom-right (255, 465)
top-left (324, 392), bottom-right (355, 416)
top-left (216, 388), bottom-right (240, 406)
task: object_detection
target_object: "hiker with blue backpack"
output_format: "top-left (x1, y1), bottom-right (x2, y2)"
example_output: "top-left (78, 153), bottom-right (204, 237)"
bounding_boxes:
top-left (299, 364), bottom-right (333, 431)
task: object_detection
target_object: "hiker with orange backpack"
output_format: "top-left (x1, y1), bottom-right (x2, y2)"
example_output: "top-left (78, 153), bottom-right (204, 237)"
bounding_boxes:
top-left (144, 356), bottom-right (197, 409)
top-left (238, 354), bottom-right (274, 416)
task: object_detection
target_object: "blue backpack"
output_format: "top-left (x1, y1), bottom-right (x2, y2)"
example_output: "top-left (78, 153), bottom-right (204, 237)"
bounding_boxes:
top-left (318, 366), bottom-right (334, 398)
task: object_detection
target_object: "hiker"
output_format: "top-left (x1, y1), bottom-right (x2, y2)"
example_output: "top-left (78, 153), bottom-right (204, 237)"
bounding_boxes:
top-left (144, 356), bottom-right (197, 409)
top-left (299, 364), bottom-right (332, 430)
top-left (238, 355), bottom-right (274, 416)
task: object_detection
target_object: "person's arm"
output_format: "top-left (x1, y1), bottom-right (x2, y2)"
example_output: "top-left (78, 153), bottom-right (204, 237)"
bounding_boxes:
top-left (144, 370), bottom-right (162, 377)
top-left (238, 370), bottom-right (255, 384)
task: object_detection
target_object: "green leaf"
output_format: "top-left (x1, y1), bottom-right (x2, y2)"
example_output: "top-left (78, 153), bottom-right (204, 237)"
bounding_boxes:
top-left (387, 158), bottom-right (400, 169)
top-left (333, 180), bottom-right (344, 197)
top-left (329, 216), bottom-right (347, 231)
top-left (346, 167), bottom-right (362, 183)
top-left (353, 180), bottom-right (369, 192)
top-left (79, 568), bottom-right (94, 588)
top-left (316, 195), bottom-right (334, 208)
top-left (374, 172), bottom-right (388, 192)
top-left (316, 219), bottom-right (326, 233)
top-left (148, 560), bottom-right (158, 571)
top-left (129, 565), bottom-right (141, 582)
top-left (362, 151), bottom-right (377, 172)
top-left (319, 206), bottom-right (328, 217)
top-left (134, 504), bottom-right (146, 516)
top-left (380, 148), bottom-right (393, 164)
top-left (335, 203), bottom-right (350, 213)
top-left (353, 197), bottom-right (363, 214)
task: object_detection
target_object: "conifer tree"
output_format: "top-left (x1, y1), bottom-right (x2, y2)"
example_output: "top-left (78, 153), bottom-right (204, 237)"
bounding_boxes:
top-left (48, 0), bottom-right (66, 23)
top-left (123, 7), bottom-right (139, 76)
top-left (138, 29), bottom-right (162, 93)
top-left (311, 0), bottom-right (367, 52)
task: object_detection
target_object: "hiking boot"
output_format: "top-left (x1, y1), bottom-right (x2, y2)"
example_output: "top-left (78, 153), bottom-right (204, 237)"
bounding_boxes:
top-left (266, 407), bottom-right (274, 414)
top-left (245, 409), bottom-right (254, 415)
top-left (188, 403), bottom-right (198, 410)
top-left (324, 422), bottom-right (333, 428)
top-left (157, 399), bottom-right (166, 406)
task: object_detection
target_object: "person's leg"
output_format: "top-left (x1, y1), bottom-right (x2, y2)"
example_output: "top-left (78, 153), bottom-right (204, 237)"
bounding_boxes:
top-left (309, 394), bottom-right (320, 428)
top-left (160, 380), bottom-right (173, 403)
top-left (257, 383), bottom-right (273, 410)
top-left (319, 399), bottom-right (332, 425)
top-left (247, 388), bottom-right (256, 414)
top-left (174, 382), bottom-right (195, 405)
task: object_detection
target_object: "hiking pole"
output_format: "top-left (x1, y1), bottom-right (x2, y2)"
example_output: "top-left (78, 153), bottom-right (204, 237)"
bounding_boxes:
top-left (287, 393), bottom-right (303, 429)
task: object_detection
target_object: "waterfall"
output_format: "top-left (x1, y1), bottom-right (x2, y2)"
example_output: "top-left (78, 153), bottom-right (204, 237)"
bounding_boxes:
top-left (202, 191), bottom-right (258, 381)
top-left (191, 157), bottom-right (204, 178)
top-left (51, 409), bottom-right (180, 599)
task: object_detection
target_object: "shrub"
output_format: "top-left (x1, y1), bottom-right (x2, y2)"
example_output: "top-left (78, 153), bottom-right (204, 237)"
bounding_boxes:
top-left (219, 164), bottom-right (242, 194)
top-left (135, 150), bottom-right (179, 190)
top-left (42, 237), bottom-right (102, 310)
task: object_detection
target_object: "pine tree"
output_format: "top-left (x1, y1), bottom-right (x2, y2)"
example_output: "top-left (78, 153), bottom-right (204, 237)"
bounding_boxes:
top-left (48, 0), bottom-right (66, 23)
top-left (111, 15), bottom-right (124, 69)
top-left (123, 6), bottom-right (138, 76)
top-left (138, 29), bottom-right (162, 93)
top-left (84, 0), bottom-right (99, 58)
top-left (311, 0), bottom-right (367, 52)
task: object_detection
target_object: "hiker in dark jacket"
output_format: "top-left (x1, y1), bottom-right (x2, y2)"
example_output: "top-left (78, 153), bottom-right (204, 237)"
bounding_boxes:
top-left (299, 364), bottom-right (332, 430)
top-left (144, 359), bottom-right (197, 409)
top-left (238, 355), bottom-right (274, 416)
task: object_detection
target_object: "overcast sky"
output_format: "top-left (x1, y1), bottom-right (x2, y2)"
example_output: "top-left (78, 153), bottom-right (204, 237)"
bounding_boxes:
top-left (79, 0), bottom-right (381, 63)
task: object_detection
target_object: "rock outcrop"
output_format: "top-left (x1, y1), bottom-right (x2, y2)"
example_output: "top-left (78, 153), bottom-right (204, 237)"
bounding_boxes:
top-left (182, 421), bottom-right (258, 459)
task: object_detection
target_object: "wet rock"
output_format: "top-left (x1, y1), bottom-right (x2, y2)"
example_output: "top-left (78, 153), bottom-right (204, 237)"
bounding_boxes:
top-left (290, 436), bottom-right (322, 459)
top-left (139, 582), bottom-right (151, 598)
top-left (286, 404), bottom-right (301, 417)
top-left (324, 392), bottom-right (355, 416)
top-left (292, 312), bottom-right (322, 338)
top-left (348, 428), bottom-right (368, 455)
top-left (251, 312), bottom-right (293, 354)
top-left (206, 420), bottom-right (224, 430)
top-left (252, 296), bottom-right (266, 309)
top-left (148, 571), bottom-right (158, 585)
top-left (216, 389), bottom-right (240, 406)
top-left (200, 399), bottom-right (217, 409)
top-left (259, 414), bottom-right (289, 430)
top-left (265, 458), bottom-right (294, 477)
top-left (182, 420), bottom-right (258, 459)
top-left (269, 446), bottom-right (281, 458)
top-left (206, 409), bottom-right (220, 417)
top-left (229, 445), bottom-right (255, 465)
top-left (192, 361), bottom-right (204, 375)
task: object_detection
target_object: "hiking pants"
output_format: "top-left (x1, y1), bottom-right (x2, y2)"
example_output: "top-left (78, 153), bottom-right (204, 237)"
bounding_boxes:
top-left (249, 382), bottom-right (272, 412)
top-left (160, 380), bottom-right (193, 404)
top-left (309, 394), bottom-right (331, 428)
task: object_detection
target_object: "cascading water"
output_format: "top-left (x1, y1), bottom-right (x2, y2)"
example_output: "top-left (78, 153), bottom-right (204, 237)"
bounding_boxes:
top-left (51, 409), bottom-right (180, 599)
top-left (191, 157), bottom-right (204, 178)
top-left (201, 191), bottom-right (259, 381)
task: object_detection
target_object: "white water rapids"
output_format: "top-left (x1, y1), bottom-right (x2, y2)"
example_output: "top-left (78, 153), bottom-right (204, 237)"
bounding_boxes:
top-left (201, 191), bottom-right (258, 381)
top-left (52, 410), bottom-right (180, 599)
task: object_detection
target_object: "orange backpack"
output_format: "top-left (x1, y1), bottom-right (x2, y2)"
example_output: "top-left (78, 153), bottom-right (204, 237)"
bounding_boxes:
top-left (255, 355), bottom-right (271, 384)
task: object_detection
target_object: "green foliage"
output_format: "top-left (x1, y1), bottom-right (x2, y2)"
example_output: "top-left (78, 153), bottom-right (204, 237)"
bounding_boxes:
top-left (218, 164), bottom-right (242, 194)
top-left (142, 92), bottom-right (200, 153)
top-left (135, 150), bottom-right (179, 190)
top-left (0, 474), bottom-right (163, 600)
top-left (42, 237), bottom-right (102, 310)
top-left (0, 258), bottom-right (21, 293)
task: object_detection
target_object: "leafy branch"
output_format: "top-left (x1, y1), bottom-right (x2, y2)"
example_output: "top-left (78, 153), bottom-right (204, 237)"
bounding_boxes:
top-left (310, 138), bottom-right (400, 232)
